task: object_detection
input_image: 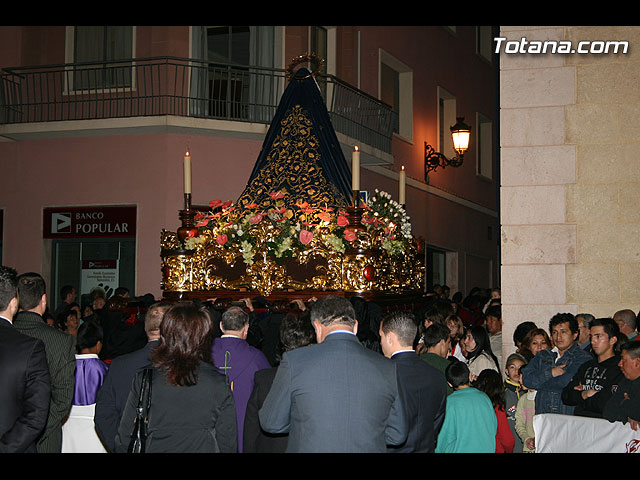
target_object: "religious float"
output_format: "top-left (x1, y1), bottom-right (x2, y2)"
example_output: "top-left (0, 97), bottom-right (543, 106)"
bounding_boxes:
top-left (159, 55), bottom-right (425, 307)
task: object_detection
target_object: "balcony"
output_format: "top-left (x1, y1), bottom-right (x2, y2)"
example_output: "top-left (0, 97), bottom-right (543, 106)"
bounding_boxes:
top-left (0, 56), bottom-right (395, 156)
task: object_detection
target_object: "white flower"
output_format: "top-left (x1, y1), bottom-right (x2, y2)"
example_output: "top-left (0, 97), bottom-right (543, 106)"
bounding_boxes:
top-left (183, 235), bottom-right (206, 250)
top-left (240, 240), bottom-right (254, 265)
top-left (325, 234), bottom-right (345, 253)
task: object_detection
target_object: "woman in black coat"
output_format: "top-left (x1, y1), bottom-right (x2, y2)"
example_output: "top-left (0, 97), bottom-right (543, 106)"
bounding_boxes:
top-left (115, 302), bottom-right (237, 453)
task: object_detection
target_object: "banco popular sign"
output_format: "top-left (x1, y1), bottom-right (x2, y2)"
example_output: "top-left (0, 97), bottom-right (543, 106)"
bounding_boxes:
top-left (43, 206), bottom-right (136, 239)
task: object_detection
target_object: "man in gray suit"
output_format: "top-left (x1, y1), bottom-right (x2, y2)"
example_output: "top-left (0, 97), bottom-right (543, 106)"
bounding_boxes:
top-left (259, 295), bottom-right (407, 452)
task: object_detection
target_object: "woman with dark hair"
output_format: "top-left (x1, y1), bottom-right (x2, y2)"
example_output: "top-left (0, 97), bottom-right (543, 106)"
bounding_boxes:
top-left (475, 369), bottom-right (515, 453)
top-left (520, 328), bottom-right (552, 362)
top-left (513, 321), bottom-right (537, 355)
top-left (57, 308), bottom-right (80, 337)
top-left (114, 302), bottom-right (237, 453)
top-left (464, 325), bottom-right (500, 380)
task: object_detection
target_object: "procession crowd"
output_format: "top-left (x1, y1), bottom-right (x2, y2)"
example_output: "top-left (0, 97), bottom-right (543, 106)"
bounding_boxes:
top-left (2, 265), bottom-right (639, 454)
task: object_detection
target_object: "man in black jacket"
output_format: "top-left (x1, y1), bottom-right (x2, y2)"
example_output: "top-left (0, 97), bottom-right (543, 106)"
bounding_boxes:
top-left (380, 310), bottom-right (447, 453)
top-left (562, 317), bottom-right (623, 418)
top-left (603, 340), bottom-right (640, 428)
top-left (95, 301), bottom-right (171, 452)
top-left (0, 266), bottom-right (51, 453)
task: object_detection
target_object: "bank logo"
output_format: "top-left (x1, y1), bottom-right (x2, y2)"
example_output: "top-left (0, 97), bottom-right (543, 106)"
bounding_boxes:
top-left (51, 212), bottom-right (72, 233)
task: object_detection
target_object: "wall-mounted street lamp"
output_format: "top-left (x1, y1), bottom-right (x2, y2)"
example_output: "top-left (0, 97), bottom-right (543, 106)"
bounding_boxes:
top-left (424, 116), bottom-right (472, 180)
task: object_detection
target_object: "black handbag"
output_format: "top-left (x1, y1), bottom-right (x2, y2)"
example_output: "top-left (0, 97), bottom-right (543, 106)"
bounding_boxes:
top-left (127, 368), bottom-right (153, 453)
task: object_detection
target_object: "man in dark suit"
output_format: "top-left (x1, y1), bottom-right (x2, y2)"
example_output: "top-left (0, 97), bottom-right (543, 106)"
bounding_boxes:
top-left (379, 310), bottom-right (447, 452)
top-left (94, 301), bottom-right (171, 452)
top-left (13, 272), bottom-right (75, 453)
top-left (243, 310), bottom-right (316, 453)
top-left (0, 266), bottom-right (51, 453)
top-left (259, 295), bottom-right (407, 453)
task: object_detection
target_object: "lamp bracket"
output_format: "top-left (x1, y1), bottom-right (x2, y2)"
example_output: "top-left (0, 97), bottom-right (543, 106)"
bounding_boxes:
top-left (424, 142), bottom-right (464, 179)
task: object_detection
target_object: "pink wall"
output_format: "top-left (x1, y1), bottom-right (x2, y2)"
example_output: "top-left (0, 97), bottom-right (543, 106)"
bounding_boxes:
top-left (0, 133), bottom-right (263, 298)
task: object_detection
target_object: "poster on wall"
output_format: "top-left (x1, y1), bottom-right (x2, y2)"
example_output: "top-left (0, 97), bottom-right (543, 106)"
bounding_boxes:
top-left (81, 260), bottom-right (119, 300)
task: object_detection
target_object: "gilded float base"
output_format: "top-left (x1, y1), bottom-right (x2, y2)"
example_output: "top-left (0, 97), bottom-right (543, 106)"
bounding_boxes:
top-left (160, 227), bottom-right (424, 300)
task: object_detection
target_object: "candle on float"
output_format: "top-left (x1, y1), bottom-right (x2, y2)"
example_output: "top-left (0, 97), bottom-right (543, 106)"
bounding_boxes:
top-left (183, 150), bottom-right (192, 194)
top-left (352, 146), bottom-right (360, 191)
top-left (399, 165), bottom-right (406, 205)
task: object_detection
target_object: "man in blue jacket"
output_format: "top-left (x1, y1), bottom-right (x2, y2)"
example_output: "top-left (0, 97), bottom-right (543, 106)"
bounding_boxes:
top-left (522, 313), bottom-right (593, 415)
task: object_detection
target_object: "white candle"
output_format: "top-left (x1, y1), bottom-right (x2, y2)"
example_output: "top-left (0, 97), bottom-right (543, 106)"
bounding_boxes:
top-left (184, 151), bottom-right (191, 194)
top-left (352, 146), bottom-right (360, 191)
top-left (399, 165), bottom-right (406, 205)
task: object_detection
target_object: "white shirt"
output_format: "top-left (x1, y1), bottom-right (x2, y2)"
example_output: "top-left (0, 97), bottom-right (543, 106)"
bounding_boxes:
top-left (327, 330), bottom-right (356, 337)
top-left (391, 349), bottom-right (416, 357)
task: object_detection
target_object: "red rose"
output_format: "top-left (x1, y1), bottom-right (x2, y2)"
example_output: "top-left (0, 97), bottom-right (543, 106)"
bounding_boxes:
top-left (344, 230), bottom-right (357, 242)
top-left (299, 229), bottom-right (314, 245)
top-left (216, 234), bottom-right (228, 245)
top-left (269, 191), bottom-right (285, 200)
top-left (295, 201), bottom-right (314, 214)
top-left (317, 211), bottom-right (331, 223)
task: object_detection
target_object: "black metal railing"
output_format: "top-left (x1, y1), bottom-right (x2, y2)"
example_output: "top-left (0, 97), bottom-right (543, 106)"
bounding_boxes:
top-left (0, 56), bottom-right (395, 153)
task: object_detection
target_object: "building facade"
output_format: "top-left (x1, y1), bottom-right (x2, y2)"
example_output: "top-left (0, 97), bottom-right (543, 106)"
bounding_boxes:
top-left (499, 26), bottom-right (640, 360)
top-left (0, 26), bottom-right (499, 310)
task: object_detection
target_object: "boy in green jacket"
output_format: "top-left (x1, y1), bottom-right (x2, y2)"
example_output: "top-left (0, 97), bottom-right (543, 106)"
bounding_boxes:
top-left (435, 360), bottom-right (497, 453)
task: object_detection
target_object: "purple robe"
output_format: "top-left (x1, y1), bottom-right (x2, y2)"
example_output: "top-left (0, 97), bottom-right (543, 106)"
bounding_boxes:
top-left (212, 336), bottom-right (271, 452)
top-left (73, 354), bottom-right (109, 406)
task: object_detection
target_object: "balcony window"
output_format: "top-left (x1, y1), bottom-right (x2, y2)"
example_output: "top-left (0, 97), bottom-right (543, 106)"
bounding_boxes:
top-left (309, 26), bottom-right (328, 99)
top-left (73, 26), bottom-right (133, 90)
top-left (309, 26), bottom-right (328, 68)
top-left (477, 113), bottom-right (493, 179)
top-left (476, 26), bottom-right (494, 63)
top-left (206, 26), bottom-right (251, 119)
top-left (438, 86), bottom-right (457, 160)
top-left (379, 49), bottom-right (412, 141)
top-left (190, 26), bottom-right (275, 122)
top-left (381, 62), bottom-right (399, 134)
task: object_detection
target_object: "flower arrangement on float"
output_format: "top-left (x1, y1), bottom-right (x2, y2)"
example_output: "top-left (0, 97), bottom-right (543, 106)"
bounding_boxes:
top-left (183, 189), bottom-right (413, 265)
